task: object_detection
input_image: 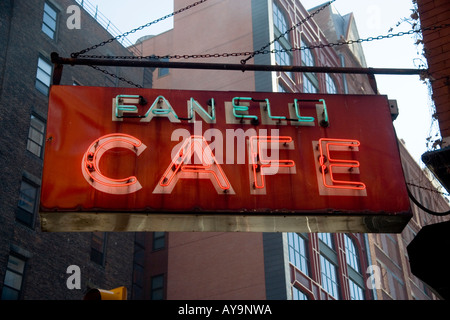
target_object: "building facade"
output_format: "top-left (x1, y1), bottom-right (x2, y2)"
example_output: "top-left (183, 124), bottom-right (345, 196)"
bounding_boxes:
top-left (131, 0), bottom-right (449, 300)
top-left (0, 0), bottom-right (142, 300)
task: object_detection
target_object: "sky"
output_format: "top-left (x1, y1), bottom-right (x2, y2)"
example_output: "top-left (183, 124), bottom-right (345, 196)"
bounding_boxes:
top-left (81, 0), bottom-right (436, 166)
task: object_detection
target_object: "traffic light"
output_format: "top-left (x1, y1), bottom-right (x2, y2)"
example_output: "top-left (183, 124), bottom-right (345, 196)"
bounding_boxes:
top-left (83, 286), bottom-right (127, 300)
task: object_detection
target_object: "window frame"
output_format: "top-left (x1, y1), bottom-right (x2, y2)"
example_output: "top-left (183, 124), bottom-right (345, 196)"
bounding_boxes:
top-left (27, 113), bottom-right (46, 158)
top-left (42, 2), bottom-right (58, 40)
top-left (287, 232), bottom-right (309, 276)
top-left (150, 274), bottom-right (165, 300)
top-left (152, 232), bottom-right (165, 251)
top-left (16, 178), bottom-right (39, 227)
top-left (1, 254), bottom-right (27, 300)
top-left (344, 234), bottom-right (366, 300)
top-left (158, 58), bottom-right (170, 77)
top-left (325, 74), bottom-right (338, 94)
top-left (300, 40), bottom-right (319, 93)
top-left (292, 286), bottom-right (309, 300)
top-left (35, 56), bottom-right (53, 96)
top-left (272, 2), bottom-right (293, 79)
top-left (320, 254), bottom-right (340, 299)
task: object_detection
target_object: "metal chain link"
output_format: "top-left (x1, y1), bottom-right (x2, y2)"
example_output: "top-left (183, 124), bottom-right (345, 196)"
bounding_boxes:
top-left (90, 65), bottom-right (143, 88)
top-left (71, 0), bottom-right (209, 58)
top-left (79, 23), bottom-right (450, 62)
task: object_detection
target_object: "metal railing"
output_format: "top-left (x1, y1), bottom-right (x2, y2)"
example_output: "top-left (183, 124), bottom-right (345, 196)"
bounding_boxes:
top-left (75, 0), bottom-right (139, 52)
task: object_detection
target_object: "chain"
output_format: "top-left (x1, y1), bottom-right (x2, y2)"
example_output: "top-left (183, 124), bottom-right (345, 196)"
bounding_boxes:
top-left (71, 0), bottom-right (209, 58)
top-left (241, 0), bottom-right (336, 64)
top-left (407, 182), bottom-right (450, 197)
top-left (90, 65), bottom-right (143, 88)
top-left (79, 23), bottom-right (450, 63)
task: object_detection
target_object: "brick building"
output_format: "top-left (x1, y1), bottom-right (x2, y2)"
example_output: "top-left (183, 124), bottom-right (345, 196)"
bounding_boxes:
top-left (417, 0), bottom-right (450, 194)
top-left (129, 0), bottom-right (449, 300)
top-left (0, 0), bottom-right (142, 299)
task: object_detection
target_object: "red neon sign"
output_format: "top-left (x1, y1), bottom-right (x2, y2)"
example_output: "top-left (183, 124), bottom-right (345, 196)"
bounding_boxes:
top-left (40, 86), bottom-right (412, 233)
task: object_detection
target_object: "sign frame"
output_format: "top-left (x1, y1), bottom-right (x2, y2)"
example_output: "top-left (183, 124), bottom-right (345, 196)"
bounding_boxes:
top-left (39, 86), bottom-right (412, 233)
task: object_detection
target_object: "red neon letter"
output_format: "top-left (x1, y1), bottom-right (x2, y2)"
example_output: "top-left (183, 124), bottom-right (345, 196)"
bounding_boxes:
top-left (249, 136), bottom-right (295, 191)
top-left (155, 136), bottom-right (232, 194)
top-left (82, 134), bottom-right (147, 194)
top-left (318, 138), bottom-right (366, 190)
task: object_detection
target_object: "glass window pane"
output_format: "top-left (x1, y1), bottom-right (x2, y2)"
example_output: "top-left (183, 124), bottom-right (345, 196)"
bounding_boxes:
top-left (4, 271), bottom-right (23, 290)
top-left (36, 69), bottom-right (51, 86)
top-left (318, 233), bottom-right (334, 248)
top-left (1, 286), bottom-right (20, 300)
top-left (43, 12), bottom-right (56, 30)
top-left (38, 58), bottom-right (52, 75)
top-left (35, 80), bottom-right (49, 96)
top-left (349, 279), bottom-right (365, 300)
top-left (287, 233), bottom-right (309, 275)
top-left (326, 74), bottom-right (337, 94)
top-left (27, 140), bottom-right (41, 157)
top-left (320, 255), bottom-right (339, 299)
top-left (18, 181), bottom-right (37, 213)
top-left (44, 3), bottom-right (57, 19)
top-left (41, 24), bottom-right (54, 39)
top-left (344, 234), bottom-right (360, 272)
top-left (7, 255), bottom-right (25, 274)
top-left (31, 115), bottom-right (46, 132)
top-left (292, 287), bottom-right (308, 300)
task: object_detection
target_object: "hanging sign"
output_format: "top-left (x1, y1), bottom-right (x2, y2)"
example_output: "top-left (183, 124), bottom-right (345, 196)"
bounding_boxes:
top-left (39, 86), bottom-right (411, 232)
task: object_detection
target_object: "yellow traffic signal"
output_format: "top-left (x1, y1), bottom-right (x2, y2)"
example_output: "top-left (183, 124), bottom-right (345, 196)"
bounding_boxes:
top-left (83, 286), bottom-right (127, 300)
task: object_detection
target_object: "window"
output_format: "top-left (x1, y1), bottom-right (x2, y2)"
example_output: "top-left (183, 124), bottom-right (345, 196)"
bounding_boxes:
top-left (152, 232), bottom-right (165, 250)
top-left (325, 74), bottom-right (338, 94)
top-left (318, 233), bottom-right (334, 249)
top-left (35, 57), bottom-right (52, 96)
top-left (27, 114), bottom-right (46, 158)
top-left (90, 232), bottom-right (107, 266)
top-left (143, 68), bottom-right (154, 88)
top-left (288, 233), bottom-right (309, 275)
top-left (292, 286), bottom-right (309, 300)
top-left (349, 279), bottom-right (364, 300)
top-left (158, 58), bottom-right (169, 77)
top-left (344, 234), bottom-right (365, 300)
top-left (16, 179), bottom-right (39, 227)
top-left (151, 274), bottom-right (164, 300)
top-left (320, 255), bottom-right (339, 299)
top-left (1, 255), bottom-right (26, 300)
top-left (42, 2), bottom-right (58, 39)
top-left (301, 40), bottom-right (318, 93)
top-left (273, 2), bottom-right (293, 79)
top-left (344, 234), bottom-right (360, 272)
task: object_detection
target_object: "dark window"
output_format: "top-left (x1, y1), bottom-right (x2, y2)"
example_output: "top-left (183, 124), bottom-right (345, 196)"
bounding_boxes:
top-left (35, 56), bottom-right (52, 96)
top-left (151, 274), bottom-right (164, 300)
top-left (1, 254), bottom-right (26, 300)
top-left (27, 114), bottom-right (46, 158)
top-left (16, 179), bottom-right (38, 227)
top-left (158, 58), bottom-right (169, 77)
top-left (90, 232), bottom-right (107, 266)
top-left (153, 232), bottom-right (165, 250)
